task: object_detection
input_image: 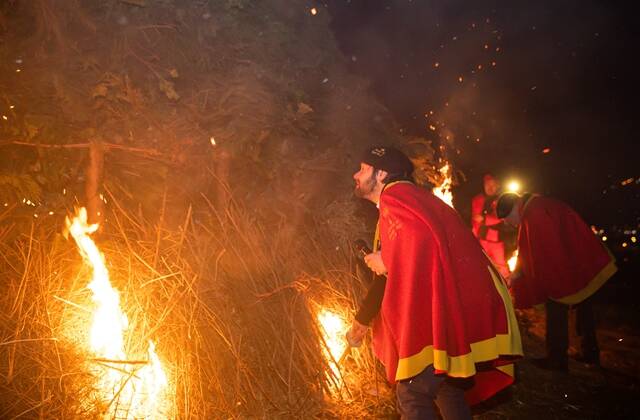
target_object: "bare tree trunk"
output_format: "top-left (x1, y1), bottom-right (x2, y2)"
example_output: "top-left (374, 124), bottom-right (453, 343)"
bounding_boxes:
top-left (85, 141), bottom-right (104, 224)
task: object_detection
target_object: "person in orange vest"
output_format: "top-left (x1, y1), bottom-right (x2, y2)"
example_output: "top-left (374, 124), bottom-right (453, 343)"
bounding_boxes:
top-left (347, 146), bottom-right (522, 419)
top-left (496, 192), bottom-right (617, 370)
top-left (471, 174), bottom-right (510, 278)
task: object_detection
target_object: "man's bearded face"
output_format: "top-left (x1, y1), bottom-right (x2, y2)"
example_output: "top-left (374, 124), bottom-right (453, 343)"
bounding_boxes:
top-left (353, 163), bottom-right (376, 198)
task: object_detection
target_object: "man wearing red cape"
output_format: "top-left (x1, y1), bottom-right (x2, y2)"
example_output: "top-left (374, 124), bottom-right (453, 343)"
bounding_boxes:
top-left (471, 174), bottom-right (510, 278)
top-left (496, 193), bottom-right (617, 370)
top-left (347, 146), bottom-right (522, 419)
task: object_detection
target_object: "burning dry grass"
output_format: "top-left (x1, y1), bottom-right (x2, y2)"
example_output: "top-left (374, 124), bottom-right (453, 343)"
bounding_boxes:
top-left (0, 195), bottom-right (395, 418)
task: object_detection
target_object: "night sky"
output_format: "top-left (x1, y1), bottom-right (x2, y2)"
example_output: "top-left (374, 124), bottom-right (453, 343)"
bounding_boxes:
top-left (324, 0), bottom-right (638, 237)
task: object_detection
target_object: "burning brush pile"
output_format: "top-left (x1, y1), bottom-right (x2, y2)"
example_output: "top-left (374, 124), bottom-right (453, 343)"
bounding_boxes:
top-left (0, 196), bottom-right (395, 418)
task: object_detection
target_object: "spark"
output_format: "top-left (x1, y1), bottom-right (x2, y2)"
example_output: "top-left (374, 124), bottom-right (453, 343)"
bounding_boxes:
top-left (210, 136), bottom-right (216, 146)
top-left (310, 7), bottom-right (317, 16)
top-left (542, 148), bottom-right (551, 154)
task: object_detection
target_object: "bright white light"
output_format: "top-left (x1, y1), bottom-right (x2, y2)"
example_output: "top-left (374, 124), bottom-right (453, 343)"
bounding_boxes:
top-left (506, 180), bottom-right (521, 193)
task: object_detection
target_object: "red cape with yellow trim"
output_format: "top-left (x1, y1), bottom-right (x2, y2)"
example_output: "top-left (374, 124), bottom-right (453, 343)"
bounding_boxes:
top-left (512, 196), bottom-right (617, 309)
top-left (372, 182), bottom-right (522, 405)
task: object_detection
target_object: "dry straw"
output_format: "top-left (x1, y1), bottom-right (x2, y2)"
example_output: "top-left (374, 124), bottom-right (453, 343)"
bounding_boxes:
top-left (0, 192), bottom-right (395, 418)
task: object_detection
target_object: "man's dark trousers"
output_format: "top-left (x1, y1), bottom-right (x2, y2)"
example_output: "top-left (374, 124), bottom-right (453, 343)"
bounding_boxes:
top-left (396, 365), bottom-right (472, 420)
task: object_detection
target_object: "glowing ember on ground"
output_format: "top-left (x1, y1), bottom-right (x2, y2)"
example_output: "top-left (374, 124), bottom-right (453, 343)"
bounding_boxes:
top-left (66, 208), bottom-right (170, 418)
top-left (432, 162), bottom-right (454, 208)
top-left (316, 308), bottom-right (348, 387)
top-left (507, 250), bottom-right (518, 273)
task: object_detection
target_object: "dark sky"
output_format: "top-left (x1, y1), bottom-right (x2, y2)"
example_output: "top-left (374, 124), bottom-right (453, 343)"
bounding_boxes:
top-left (324, 0), bottom-right (638, 232)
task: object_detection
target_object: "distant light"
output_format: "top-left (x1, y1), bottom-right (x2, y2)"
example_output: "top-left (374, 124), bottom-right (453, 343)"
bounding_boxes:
top-left (622, 242), bottom-right (628, 248)
top-left (621, 177), bottom-right (634, 186)
top-left (602, 236), bottom-right (608, 242)
top-left (542, 147), bottom-right (551, 154)
top-left (506, 180), bottom-right (521, 193)
top-left (631, 236), bottom-right (637, 243)
top-left (48, 211), bottom-right (54, 215)
top-left (458, 76), bottom-right (463, 82)
top-left (310, 7), bottom-right (317, 15)
top-left (434, 62), bottom-right (440, 68)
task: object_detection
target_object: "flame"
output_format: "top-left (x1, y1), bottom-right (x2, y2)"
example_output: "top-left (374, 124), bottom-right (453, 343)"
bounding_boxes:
top-left (317, 308), bottom-right (347, 388)
top-left (432, 162), bottom-right (454, 208)
top-left (66, 208), bottom-right (169, 418)
top-left (507, 250), bottom-right (518, 273)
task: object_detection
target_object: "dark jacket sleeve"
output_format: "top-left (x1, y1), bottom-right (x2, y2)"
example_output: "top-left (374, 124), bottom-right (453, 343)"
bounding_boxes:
top-left (355, 274), bottom-right (386, 325)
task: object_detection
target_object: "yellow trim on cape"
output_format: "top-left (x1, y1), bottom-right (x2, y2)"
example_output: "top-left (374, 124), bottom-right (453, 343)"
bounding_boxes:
top-left (394, 267), bottom-right (523, 380)
top-left (553, 258), bottom-right (617, 305)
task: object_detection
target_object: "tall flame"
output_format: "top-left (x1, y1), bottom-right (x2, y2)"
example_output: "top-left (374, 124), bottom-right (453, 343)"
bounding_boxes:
top-left (432, 162), bottom-right (454, 207)
top-left (66, 208), bottom-right (169, 418)
top-left (317, 308), bottom-right (347, 389)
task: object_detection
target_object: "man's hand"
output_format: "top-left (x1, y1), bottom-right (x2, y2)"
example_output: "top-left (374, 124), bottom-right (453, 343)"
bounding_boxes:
top-left (364, 251), bottom-right (387, 275)
top-left (346, 319), bottom-right (368, 348)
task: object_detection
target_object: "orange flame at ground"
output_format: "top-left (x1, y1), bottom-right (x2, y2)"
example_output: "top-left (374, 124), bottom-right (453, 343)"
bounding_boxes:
top-left (66, 208), bottom-right (169, 418)
top-left (507, 250), bottom-right (519, 273)
top-left (317, 308), bottom-right (347, 388)
top-left (432, 162), bottom-right (454, 208)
